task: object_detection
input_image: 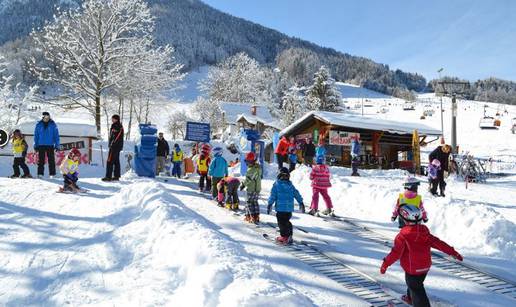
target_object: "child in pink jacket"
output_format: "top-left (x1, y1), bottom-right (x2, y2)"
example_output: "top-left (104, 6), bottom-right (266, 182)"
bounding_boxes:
top-left (308, 155), bottom-right (334, 216)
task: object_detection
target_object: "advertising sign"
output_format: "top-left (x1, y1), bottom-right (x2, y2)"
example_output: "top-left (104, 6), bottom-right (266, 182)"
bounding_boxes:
top-left (329, 131), bottom-right (360, 146)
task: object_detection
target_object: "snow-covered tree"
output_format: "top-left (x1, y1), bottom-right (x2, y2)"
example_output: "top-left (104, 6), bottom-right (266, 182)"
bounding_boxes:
top-left (199, 52), bottom-right (267, 103)
top-left (305, 66), bottom-right (341, 112)
top-left (30, 0), bottom-right (182, 136)
top-left (192, 97), bottom-right (223, 133)
top-left (167, 110), bottom-right (192, 140)
top-left (281, 86), bottom-right (305, 126)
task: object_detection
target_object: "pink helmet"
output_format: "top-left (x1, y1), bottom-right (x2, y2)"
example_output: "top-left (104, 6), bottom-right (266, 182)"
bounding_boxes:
top-left (431, 159), bottom-right (441, 167)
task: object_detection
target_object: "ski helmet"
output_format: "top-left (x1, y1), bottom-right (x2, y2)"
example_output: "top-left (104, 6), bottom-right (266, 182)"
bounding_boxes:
top-left (70, 148), bottom-right (81, 158)
top-left (213, 146), bottom-right (223, 157)
top-left (245, 152), bottom-right (256, 162)
top-left (277, 167), bottom-right (290, 180)
top-left (431, 159), bottom-right (441, 167)
top-left (316, 155), bottom-right (325, 165)
top-left (201, 143), bottom-right (211, 154)
top-left (398, 205), bottom-right (422, 224)
top-left (403, 177), bottom-right (420, 189)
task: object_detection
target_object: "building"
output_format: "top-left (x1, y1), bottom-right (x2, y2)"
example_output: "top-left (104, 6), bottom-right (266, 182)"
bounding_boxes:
top-left (280, 111), bottom-right (441, 170)
top-left (219, 102), bottom-right (280, 138)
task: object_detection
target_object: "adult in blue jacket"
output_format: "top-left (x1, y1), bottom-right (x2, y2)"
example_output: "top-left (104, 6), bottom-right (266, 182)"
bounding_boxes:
top-left (34, 112), bottom-right (60, 177)
top-left (208, 147), bottom-right (228, 199)
top-left (351, 137), bottom-right (361, 176)
top-left (267, 167), bottom-right (305, 245)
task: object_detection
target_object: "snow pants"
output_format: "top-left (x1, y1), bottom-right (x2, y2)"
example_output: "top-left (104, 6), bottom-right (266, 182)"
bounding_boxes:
top-left (310, 187), bottom-right (333, 210)
top-left (276, 212), bottom-right (293, 238)
top-left (212, 177), bottom-right (223, 199)
top-left (351, 157), bottom-right (360, 176)
top-left (199, 173), bottom-right (211, 191)
top-left (105, 148), bottom-right (121, 179)
top-left (225, 180), bottom-right (239, 205)
top-left (431, 170), bottom-right (446, 195)
top-left (276, 153), bottom-right (286, 170)
top-left (156, 156), bottom-right (167, 175)
top-left (63, 173), bottom-right (79, 190)
top-left (405, 272), bottom-right (430, 307)
top-left (13, 157), bottom-right (30, 177)
top-left (37, 146), bottom-right (56, 176)
top-left (171, 161), bottom-right (182, 178)
top-left (304, 156), bottom-right (314, 167)
top-left (246, 192), bottom-right (260, 216)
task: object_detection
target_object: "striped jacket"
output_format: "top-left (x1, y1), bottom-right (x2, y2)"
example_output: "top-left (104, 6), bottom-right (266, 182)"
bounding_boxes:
top-left (310, 164), bottom-right (332, 188)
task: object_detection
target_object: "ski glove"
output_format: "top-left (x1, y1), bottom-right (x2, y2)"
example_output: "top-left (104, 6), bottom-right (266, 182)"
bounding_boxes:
top-left (299, 203), bottom-right (305, 213)
top-left (380, 259), bottom-right (388, 274)
top-left (267, 204), bottom-right (272, 215)
top-left (453, 252), bottom-right (463, 262)
top-left (391, 216), bottom-right (397, 222)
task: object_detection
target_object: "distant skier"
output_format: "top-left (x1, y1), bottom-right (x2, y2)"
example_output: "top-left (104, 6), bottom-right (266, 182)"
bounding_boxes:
top-left (241, 152), bottom-right (262, 223)
top-left (315, 141), bottom-right (326, 161)
top-left (428, 144), bottom-right (451, 197)
top-left (59, 148), bottom-right (83, 193)
top-left (156, 132), bottom-right (169, 175)
top-left (196, 146), bottom-right (211, 192)
top-left (102, 114), bottom-right (124, 182)
top-left (427, 159), bottom-right (441, 196)
top-left (308, 155), bottom-right (334, 216)
top-left (34, 111), bottom-right (60, 178)
top-left (302, 138), bottom-right (316, 167)
top-left (267, 167), bottom-right (305, 245)
top-left (381, 205), bottom-right (463, 306)
top-left (287, 136), bottom-right (297, 172)
top-left (10, 129), bottom-right (32, 178)
top-left (217, 176), bottom-right (240, 210)
top-left (351, 136), bottom-right (361, 176)
top-left (171, 143), bottom-right (184, 178)
top-left (208, 147), bottom-right (228, 200)
top-left (274, 136), bottom-right (289, 170)
top-left (391, 177), bottom-right (428, 228)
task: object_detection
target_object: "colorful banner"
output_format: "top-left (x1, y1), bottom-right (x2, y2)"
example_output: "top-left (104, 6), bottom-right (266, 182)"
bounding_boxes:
top-left (329, 131), bottom-right (360, 146)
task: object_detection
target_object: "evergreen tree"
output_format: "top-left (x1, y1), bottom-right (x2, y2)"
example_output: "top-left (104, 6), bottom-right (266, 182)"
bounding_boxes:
top-left (305, 66), bottom-right (341, 111)
top-left (281, 86), bottom-right (305, 126)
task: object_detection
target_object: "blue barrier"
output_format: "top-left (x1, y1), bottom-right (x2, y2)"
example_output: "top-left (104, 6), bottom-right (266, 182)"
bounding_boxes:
top-left (134, 124), bottom-right (157, 178)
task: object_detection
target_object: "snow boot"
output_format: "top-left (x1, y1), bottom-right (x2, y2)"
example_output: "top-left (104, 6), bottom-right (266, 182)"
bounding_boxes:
top-left (225, 202), bottom-right (232, 210)
top-left (101, 177), bottom-right (112, 182)
top-left (244, 215), bottom-right (252, 223)
top-left (307, 208), bottom-right (317, 216)
top-left (252, 214), bottom-right (260, 224)
top-left (37, 175), bottom-right (43, 179)
top-left (275, 236), bottom-right (289, 245)
top-left (401, 294), bottom-right (412, 305)
top-left (9, 174), bottom-right (20, 179)
top-left (22, 174), bottom-right (33, 179)
top-left (231, 202), bottom-right (239, 211)
top-left (321, 208), bottom-right (335, 217)
top-left (112, 177), bottom-right (120, 182)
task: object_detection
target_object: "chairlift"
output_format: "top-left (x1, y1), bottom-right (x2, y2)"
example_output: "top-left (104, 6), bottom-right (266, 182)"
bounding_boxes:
top-left (403, 101), bottom-right (416, 111)
top-left (423, 104), bottom-right (435, 116)
top-left (479, 116), bottom-right (499, 130)
top-left (379, 106), bottom-right (389, 114)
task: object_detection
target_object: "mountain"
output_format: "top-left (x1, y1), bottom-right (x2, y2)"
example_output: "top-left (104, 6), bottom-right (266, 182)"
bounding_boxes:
top-left (0, 0), bottom-right (426, 96)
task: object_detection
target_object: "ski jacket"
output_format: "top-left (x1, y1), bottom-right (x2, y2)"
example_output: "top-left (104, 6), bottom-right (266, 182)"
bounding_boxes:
top-left (383, 224), bottom-right (459, 275)
top-left (392, 191), bottom-right (427, 220)
top-left (197, 155), bottom-right (211, 175)
top-left (208, 156), bottom-right (228, 178)
top-left (60, 157), bottom-right (79, 175)
top-left (427, 164), bottom-right (440, 180)
top-left (243, 163), bottom-right (262, 193)
top-left (351, 139), bottom-right (361, 158)
top-left (12, 138), bottom-right (28, 158)
top-left (429, 146), bottom-right (450, 171)
top-left (275, 137), bottom-right (289, 155)
top-left (156, 138), bottom-right (170, 157)
top-left (108, 122), bottom-right (124, 150)
top-left (303, 142), bottom-right (316, 158)
top-left (34, 120), bottom-right (60, 149)
top-left (310, 164), bottom-right (332, 188)
top-left (315, 145), bottom-right (326, 159)
top-left (268, 179), bottom-right (303, 213)
top-left (171, 148), bottom-right (184, 162)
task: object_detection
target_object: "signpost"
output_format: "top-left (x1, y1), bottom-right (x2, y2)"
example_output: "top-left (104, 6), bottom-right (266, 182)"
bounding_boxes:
top-left (185, 122), bottom-right (211, 143)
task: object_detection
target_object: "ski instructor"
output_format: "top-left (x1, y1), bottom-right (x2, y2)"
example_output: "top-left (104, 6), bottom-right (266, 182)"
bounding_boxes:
top-left (428, 144), bottom-right (451, 197)
top-left (102, 114), bottom-right (124, 182)
top-left (34, 111), bottom-right (60, 178)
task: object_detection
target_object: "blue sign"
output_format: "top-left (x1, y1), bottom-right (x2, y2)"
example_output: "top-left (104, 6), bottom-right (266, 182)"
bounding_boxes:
top-left (185, 122), bottom-right (211, 143)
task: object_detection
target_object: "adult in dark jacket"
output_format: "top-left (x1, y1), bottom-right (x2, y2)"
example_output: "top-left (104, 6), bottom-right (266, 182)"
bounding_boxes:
top-left (428, 144), bottom-right (451, 196)
top-left (34, 112), bottom-right (60, 178)
top-left (102, 115), bottom-right (124, 181)
top-left (156, 132), bottom-right (169, 175)
top-left (303, 138), bottom-right (316, 166)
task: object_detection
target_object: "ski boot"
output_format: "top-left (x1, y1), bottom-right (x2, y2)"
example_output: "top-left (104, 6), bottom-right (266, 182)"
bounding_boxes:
top-left (9, 174), bottom-right (20, 179)
top-left (252, 214), bottom-right (260, 224)
top-left (401, 294), bottom-right (412, 305)
top-left (225, 202), bottom-right (232, 210)
top-left (244, 214), bottom-right (252, 223)
top-left (321, 208), bottom-right (336, 217)
top-left (275, 236), bottom-right (289, 245)
top-left (307, 208), bottom-right (317, 216)
top-left (22, 174), bottom-right (33, 178)
top-left (231, 202), bottom-right (239, 211)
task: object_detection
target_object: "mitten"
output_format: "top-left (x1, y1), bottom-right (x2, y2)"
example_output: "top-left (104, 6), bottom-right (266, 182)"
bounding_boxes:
top-left (267, 204), bottom-right (272, 215)
top-left (299, 203), bottom-right (305, 213)
top-left (391, 216), bottom-right (397, 222)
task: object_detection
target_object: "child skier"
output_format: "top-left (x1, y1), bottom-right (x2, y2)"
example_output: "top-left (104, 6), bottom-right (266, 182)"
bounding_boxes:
top-left (208, 147), bottom-right (229, 201)
top-left (308, 155), bottom-right (334, 216)
top-left (171, 143), bottom-right (184, 178)
top-left (428, 159), bottom-right (441, 196)
top-left (197, 146), bottom-right (211, 192)
top-left (267, 167), bottom-right (305, 245)
top-left (381, 205), bottom-right (463, 306)
top-left (391, 177), bottom-right (428, 228)
top-left (217, 176), bottom-right (240, 210)
top-left (10, 129), bottom-right (32, 178)
top-left (59, 148), bottom-right (83, 193)
top-left (287, 136), bottom-right (297, 172)
top-left (241, 152), bottom-right (262, 223)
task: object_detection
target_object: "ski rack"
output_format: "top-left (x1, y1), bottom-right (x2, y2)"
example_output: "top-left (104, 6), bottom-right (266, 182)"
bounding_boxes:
top-left (323, 215), bottom-right (516, 301)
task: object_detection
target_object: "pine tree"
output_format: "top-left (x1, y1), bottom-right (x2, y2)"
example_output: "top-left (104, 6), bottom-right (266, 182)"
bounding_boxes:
top-left (281, 86), bottom-right (305, 126)
top-left (305, 66), bottom-right (341, 112)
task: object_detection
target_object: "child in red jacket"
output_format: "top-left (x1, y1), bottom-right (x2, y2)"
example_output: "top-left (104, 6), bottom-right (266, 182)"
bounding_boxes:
top-left (381, 205), bottom-right (463, 306)
top-left (308, 155), bottom-right (334, 216)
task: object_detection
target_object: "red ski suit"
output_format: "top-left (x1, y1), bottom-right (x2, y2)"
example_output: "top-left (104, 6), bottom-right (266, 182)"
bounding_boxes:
top-left (382, 224), bottom-right (460, 275)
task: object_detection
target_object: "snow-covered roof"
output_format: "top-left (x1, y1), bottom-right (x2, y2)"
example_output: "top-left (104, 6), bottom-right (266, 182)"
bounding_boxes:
top-left (281, 111), bottom-right (441, 136)
top-left (220, 102), bottom-right (274, 124)
top-left (17, 120), bottom-right (98, 138)
top-left (236, 114), bottom-right (282, 130)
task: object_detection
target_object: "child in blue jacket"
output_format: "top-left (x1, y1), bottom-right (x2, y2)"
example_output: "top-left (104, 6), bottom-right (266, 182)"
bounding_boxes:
top-left (208, 147), bottom-right (229, 200)
top-left (267, 167), bottom-right (305, 245)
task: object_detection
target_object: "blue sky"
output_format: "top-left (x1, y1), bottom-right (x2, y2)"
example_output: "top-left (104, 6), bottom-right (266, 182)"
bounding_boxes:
top-left (202, 0), bottom-right (516, 81)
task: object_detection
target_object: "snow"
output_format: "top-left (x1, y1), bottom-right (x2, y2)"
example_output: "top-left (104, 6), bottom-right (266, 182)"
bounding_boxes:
top-left (335, 82), bottom-right (392, 99)
top-left (219, 102), bottom-right (275, 124)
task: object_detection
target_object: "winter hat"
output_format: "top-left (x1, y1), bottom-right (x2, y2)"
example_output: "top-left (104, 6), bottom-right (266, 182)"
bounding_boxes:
top-left (42, 112), bottom-right (50, 117)
top-left (431, 159), bottom-right (441, 167)
top-left (245, 152), bottom-right (256, 162)
top-left (213, 146), bottom-right (223, 157)
top-left (316, 155), bottom-right (325, 165)
top-left (277, 167), bottom-right (290, 180)
top-left (112, 114), bottom-right (120, 121)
